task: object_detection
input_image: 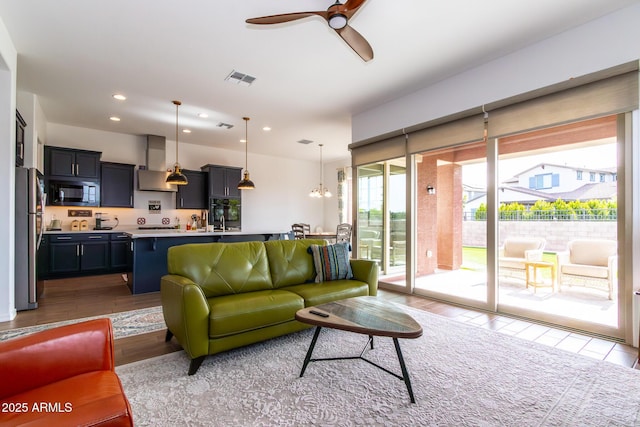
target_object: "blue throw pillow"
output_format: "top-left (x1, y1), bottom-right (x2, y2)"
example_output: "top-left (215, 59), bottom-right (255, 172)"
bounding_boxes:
top-left (309, 243), bottom-right (353, 283)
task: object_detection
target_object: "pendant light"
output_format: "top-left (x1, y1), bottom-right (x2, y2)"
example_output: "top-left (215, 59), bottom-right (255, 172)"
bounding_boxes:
top-left (166, 100), bottom-right (188, 185)
top-left (309, 143), bottom-right (332, 198)
top-left (237, 116), bottom-right (255, 190)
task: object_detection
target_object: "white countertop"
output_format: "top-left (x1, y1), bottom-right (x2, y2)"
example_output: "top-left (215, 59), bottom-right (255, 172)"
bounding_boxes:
top-left (44, 227), bottom-right (288, 239)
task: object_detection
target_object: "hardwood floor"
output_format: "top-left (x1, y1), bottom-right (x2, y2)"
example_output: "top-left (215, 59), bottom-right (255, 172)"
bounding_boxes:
top-left (2, 273), bottom-right (638, 368)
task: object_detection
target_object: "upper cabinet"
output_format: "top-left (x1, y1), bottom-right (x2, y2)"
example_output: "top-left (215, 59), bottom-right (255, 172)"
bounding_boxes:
top-left (45, 146), bottom-right (101, 180)
top-left (16, 111), bottom-right (26, 167)
top-left (100, 162), bottom-right (135, 207)
top-left (202, 164), bottom-right (242, 199)
top-left (176, 169), bottom-right (208, 209)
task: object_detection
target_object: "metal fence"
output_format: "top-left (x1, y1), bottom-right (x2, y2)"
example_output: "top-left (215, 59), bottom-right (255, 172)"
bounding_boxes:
top-left (465, 208), bottom-right (617, 221)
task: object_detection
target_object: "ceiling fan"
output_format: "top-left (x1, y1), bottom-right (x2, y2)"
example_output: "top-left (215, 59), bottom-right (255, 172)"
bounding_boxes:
top-left (246, 0), bottom-right (373, 62)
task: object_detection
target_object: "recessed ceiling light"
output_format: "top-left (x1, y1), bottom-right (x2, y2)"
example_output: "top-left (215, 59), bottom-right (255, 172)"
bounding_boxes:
top-left (112, 94), bottom-right (126, 101)
top-left (109, 116), bottom-right (121, 122)
top-left (240, 139), bottom-right (246, 143)
top-left (182, 129), bottom-right (191, 134)
top-left (262, 126), bottom-right (271, 131)
top-left (198, 113), bottom-right (209, 118)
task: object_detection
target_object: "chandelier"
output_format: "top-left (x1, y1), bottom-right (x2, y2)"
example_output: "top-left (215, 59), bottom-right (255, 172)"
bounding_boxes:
top-left (309, 143), bottom-right (331, 198)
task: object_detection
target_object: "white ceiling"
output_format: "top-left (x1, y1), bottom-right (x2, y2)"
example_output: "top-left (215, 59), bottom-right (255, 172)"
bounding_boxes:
top-left (1, 0), bottom-right (638, 162)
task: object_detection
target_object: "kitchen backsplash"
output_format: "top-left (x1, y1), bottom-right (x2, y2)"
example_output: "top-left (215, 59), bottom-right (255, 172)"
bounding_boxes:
top-left (44, 206), bottom-right (205, 230)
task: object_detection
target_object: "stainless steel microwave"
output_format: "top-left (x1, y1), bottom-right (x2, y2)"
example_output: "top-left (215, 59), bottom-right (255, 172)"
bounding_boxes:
top-left (47, 180), bottom-right (100, 206)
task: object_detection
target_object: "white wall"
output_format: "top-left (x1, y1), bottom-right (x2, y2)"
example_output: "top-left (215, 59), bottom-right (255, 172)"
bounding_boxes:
top-left (353, 3), bottom-right (640, 142)
top-left (323, 158), bottom-right (351, 232)
top-left (17, 91), bottom-right (46, 170)
top-left (44, 123), bottom-right (325, 233)
top-left (0, 16), bottom-right (17, 321)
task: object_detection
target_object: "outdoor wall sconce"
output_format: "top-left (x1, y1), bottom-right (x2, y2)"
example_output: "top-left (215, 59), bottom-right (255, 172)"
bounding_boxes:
top-left (427, 185), bottom-right (436, 195)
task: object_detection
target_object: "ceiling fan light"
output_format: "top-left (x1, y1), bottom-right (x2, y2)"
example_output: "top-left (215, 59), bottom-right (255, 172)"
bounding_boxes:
top-left (328, 13), bottom-right (348, 29)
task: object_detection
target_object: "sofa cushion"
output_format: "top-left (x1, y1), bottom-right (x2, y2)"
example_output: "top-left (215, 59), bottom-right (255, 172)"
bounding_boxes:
top-left (208, 290), bottom-right (304, 338)
top-left (283, 280), bottom-right (369, 307)
top-left (264, 239), bottom-right (327, 288)
top-left (309, 243), bottom-right (353, 282)
top-left (167, 241), bottom-right (273, 298)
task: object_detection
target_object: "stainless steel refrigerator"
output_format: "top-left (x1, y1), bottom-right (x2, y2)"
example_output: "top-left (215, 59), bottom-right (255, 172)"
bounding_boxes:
top-left (15, 167), bottom-right (45, 310)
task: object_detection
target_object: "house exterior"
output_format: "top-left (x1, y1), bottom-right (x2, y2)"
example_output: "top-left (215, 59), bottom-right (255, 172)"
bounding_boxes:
top-left (465, 163), bottom-right (617, 216)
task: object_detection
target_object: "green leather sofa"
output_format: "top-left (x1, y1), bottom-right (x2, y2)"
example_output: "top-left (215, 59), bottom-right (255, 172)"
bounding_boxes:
top-left (161, 239), bottom-right (378, 375)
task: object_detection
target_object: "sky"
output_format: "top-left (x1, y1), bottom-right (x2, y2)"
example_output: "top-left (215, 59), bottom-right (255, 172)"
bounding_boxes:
top-left (462, 142), bottom-right (617, 188)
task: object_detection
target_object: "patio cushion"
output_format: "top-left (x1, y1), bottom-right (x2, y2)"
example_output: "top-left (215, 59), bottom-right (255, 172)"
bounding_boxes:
top-left (503, 238), bottom-right (546, 258)
top-left (568, 239), bottom-right (617, 266)
top-left (500, 257), bottom-right (528, 270)
top-left (560, 264), bottom-right (610, 279)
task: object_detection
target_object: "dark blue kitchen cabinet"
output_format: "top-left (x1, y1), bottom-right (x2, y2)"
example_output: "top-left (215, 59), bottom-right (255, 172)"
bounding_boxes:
top-left (101, 162), bottom-right (135, 207)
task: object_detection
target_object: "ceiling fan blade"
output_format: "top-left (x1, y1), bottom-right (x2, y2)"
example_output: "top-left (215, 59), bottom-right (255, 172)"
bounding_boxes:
top-left (246, 11), bottom-right (328, 25)
top-left (336, 25), bottom-right (373, 62)
top-left (341, 0), bottom-right (369, 18)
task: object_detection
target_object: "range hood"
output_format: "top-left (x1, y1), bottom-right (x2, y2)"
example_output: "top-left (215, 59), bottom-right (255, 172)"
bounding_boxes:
top-left (137, 135), bottom-right (178, 192)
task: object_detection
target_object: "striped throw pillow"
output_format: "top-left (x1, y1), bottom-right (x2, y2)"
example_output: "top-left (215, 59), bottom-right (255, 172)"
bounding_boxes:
top-left (309, 243), bottom-right (353, 283)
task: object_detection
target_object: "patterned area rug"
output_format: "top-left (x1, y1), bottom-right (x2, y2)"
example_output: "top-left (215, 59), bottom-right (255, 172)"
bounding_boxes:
top-left (0, 306), bottom-right (164, 341)
top-left (116, 305), bottom-right (640, 426)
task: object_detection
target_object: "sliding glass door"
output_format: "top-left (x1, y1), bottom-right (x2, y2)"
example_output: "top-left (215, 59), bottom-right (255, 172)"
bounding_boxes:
top-left (350, 65), bottom-right (637, 343)
top-left (496, 116), bottom-right (620, 334)
top-left (356, 159), bottom-right (406, 286)
top-left (412, 142), bottom-right (488, 305)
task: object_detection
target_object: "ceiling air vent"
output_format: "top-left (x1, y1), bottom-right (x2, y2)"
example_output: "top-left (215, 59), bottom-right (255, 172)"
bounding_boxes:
top-left (297, 139), bottom-right (314, 145)
top-left (216, 122), bottom-right (234, 129)
top-left (225, 70), bottom-right (256, 86)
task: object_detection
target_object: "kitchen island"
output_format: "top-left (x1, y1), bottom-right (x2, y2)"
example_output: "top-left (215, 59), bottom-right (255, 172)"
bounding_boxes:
top-left (125, 229), bottom-right (288, 294)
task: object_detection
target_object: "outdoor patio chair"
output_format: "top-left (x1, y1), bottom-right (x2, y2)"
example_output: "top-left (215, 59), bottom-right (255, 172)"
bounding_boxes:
top-left (556, 239), bottom-right (617, 300)
top-left (498, 237), bottom-right (546, 283)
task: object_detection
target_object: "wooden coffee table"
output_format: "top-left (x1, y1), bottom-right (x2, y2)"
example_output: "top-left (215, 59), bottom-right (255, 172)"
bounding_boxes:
top-left (295, 296), bottom-right (423, 403)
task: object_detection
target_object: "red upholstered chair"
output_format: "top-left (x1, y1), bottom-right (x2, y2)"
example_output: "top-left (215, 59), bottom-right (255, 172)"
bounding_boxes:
top-left (0, 318), bottom-right (133, 426)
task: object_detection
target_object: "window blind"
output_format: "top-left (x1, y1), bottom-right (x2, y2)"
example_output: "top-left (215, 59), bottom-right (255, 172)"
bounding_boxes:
top-left (486, 63), bottom-right (638, 139)
top-left (349, 61), bottom-right (638, 166)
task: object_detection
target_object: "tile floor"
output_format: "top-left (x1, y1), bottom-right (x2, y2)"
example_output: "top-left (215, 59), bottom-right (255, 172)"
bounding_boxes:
top-left (377, 288), bottom-right (639, 369)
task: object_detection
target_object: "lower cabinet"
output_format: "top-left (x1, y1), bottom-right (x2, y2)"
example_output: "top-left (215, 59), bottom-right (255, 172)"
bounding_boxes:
top-left (47, 233), bottom-right (109, 275)
top-left (110, 233), bottom-right (131, 272)
top-left (42, 232), bottom-right (131, 278)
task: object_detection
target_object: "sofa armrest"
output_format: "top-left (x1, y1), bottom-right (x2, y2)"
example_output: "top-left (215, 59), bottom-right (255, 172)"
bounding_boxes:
top-left (0, 318), bottom-right (114, 400)
top-left (161, 274), bottom-right (210, 359)
top-left (350, 259), bottom-right (379, 296)
top-left (524, 249), bottom-right (543, 262)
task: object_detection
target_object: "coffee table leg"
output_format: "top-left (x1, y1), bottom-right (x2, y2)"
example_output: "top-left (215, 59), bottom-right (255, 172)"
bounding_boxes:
top-left (393, 338), bottom-right (416, 403)
top-left (300, 326), bottom-right (322, 377)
